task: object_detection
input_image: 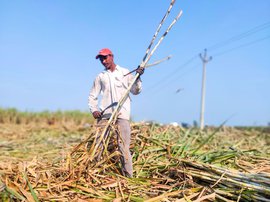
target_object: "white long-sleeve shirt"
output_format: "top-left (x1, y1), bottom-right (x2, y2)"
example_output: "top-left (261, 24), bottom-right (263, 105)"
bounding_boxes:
top-left (88, 65), bottom-right (142, 120)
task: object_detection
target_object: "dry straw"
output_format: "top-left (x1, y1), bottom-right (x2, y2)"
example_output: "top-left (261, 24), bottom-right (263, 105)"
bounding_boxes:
top-left (1, 121), bottom-right (269, 201)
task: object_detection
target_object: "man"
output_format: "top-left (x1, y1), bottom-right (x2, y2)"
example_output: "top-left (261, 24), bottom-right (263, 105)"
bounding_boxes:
top-left (88, 48), bottom-right (144, 177)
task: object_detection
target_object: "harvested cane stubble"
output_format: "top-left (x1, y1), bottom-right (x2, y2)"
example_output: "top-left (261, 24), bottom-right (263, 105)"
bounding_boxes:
top-left (0, 121), bottom-right (269, 201)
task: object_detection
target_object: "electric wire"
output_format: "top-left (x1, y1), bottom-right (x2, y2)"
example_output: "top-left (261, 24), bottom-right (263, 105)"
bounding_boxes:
top-left (212, 35), bottom-right (270, 58)
top-left (145, 54), bottom-right (198, 93)
top-left (207, 21), bottom-right (270, 51)
top-left (151, 62), bottom-right (201, 95)
top-left (145, 21), bottom-right (270, 95)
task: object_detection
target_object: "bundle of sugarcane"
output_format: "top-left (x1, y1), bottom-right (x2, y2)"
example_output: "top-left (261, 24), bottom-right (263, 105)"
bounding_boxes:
top-left (174, 159), bottom-right (270, 201)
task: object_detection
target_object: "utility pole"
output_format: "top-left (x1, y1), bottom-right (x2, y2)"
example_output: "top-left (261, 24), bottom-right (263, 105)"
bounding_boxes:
top-left (199, 49), bottom-right (212, 130)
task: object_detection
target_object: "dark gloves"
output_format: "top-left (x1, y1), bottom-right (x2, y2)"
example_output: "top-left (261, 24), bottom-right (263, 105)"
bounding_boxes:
top-left (92, 111), bottom-right (102, 119)
top-left (136, 66), bottom-right (144, 76)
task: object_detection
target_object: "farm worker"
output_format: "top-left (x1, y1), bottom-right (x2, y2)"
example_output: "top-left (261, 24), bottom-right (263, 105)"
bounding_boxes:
top-left (88, 48), bottom-right (144, 177)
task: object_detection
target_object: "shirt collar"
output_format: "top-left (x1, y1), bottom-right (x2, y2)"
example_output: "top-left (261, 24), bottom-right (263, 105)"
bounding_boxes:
top-left (103, 65), bottom-right (119, 73)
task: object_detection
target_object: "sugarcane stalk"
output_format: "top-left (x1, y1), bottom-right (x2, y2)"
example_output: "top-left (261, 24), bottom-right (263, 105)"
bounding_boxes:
top-left (124, 55), bottom-right (172, 77)
top-left (182, 159), bottom-right (270, 187)
top-left (142, 0), bottom-right (176, 63)
top-left (215, 191), bottom-right (237, 202)
top-left (141, 10), bottom-right (183, 69)
top-left (146, 55), bottom-right (172, 67)
top-left (182, 168), bottom-right (270, 195)
top-left (109, 10), bottom-right (183, 126)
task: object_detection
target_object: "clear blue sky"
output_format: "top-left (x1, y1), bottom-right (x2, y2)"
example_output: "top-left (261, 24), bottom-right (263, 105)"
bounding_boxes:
top-left (1, 0), bottom-right (270, 126)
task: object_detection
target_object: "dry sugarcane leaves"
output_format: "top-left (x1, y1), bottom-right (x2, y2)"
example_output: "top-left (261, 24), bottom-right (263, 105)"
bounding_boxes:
top-left (0, 122), bottom-right (269, 201)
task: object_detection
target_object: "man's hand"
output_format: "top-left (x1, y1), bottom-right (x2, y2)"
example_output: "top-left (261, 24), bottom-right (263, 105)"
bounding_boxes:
top-left (92, 111), bottom-right (102, 119)
top-left (136, 66), bottom-right (144, 76)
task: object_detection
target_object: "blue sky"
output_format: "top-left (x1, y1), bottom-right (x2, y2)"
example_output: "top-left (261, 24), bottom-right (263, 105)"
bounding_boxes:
top-left (1, 0), bottom-right (270, 126)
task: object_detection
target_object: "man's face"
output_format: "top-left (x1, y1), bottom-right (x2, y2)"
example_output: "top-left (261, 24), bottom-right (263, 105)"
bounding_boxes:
top-left (99, 54), bottom-right (114, 70)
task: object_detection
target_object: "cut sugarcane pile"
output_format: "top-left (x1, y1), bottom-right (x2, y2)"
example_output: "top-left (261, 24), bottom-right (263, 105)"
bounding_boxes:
top-left (0, 122), bottom-right (269, 201)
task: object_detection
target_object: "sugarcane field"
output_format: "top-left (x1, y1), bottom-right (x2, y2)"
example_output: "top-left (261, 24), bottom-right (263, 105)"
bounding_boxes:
top-left (1, 0), bottom-right (270, 202)
top-left (0, 109), bottom-right (269, 201)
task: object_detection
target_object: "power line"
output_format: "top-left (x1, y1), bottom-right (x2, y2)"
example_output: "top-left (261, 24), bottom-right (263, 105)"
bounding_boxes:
top-left (212, 35), bottom-right (270, 58)
top-left (150, 62), bottom-right (201, 95)
top-left (151, 34), bottom-right (270, 95)
top-left (149, 34), bottom-right (270, 95)
top-left (145, 22), bottom-right (270, 95)
top-left (145, 54), bottom-right (198, 92)
top-left (207, 21), bottom-right (270, 51)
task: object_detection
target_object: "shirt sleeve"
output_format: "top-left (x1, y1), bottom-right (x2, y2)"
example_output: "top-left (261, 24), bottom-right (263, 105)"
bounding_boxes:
top-left (129, 74), bottom-right (142, 95)
top-left (88, 75), bottom-right (102, 113)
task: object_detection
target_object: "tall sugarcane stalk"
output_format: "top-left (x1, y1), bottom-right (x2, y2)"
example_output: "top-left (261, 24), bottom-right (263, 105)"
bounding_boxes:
top-left (142, 0), bottom-right (176, 63)
top-left (89, 2), bottom-right (183, 161)
top-left (140, 10), bottom-right (183, 68)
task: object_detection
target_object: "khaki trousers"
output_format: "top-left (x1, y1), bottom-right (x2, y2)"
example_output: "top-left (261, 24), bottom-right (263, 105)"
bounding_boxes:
top-left (96, 118), bottom-right (133, 177)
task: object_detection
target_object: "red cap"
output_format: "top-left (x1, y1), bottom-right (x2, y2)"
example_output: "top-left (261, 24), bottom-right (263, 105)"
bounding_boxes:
top-left (95, 48), bottom-right (113, 59)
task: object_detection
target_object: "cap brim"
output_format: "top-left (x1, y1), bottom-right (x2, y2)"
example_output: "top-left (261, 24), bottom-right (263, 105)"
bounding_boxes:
top-left (95, 53), bottom-right (110, 59)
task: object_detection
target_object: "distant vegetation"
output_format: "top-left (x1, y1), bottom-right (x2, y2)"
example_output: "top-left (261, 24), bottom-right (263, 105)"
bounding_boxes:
top-left (0, 107), bottom-right (95, 125)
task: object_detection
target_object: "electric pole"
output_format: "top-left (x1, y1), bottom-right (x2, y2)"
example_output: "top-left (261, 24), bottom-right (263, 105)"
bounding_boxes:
top-left (199, 49), bottom-right (212, 130)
